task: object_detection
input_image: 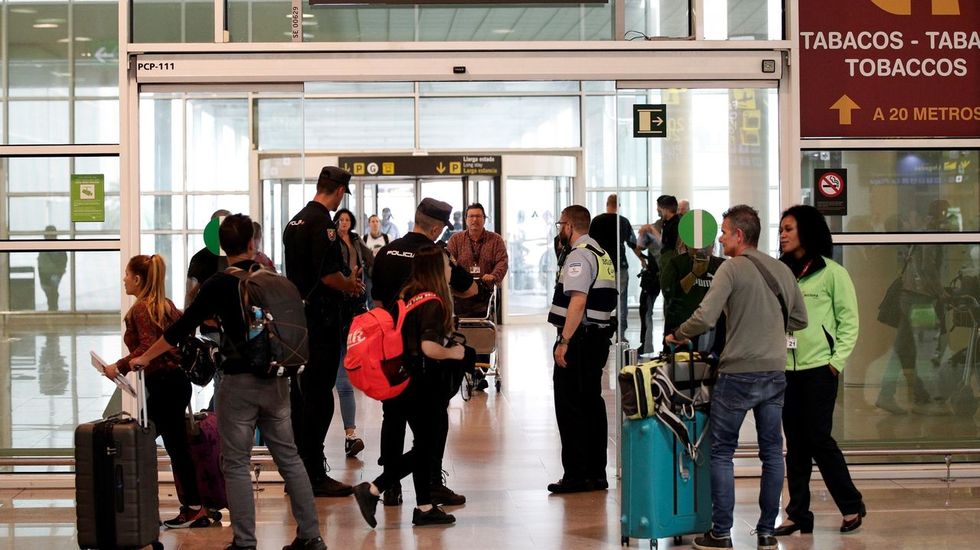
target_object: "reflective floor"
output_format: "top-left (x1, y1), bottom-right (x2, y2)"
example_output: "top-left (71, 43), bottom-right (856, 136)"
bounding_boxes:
top-left (1, 323), bottom-right (980, 548)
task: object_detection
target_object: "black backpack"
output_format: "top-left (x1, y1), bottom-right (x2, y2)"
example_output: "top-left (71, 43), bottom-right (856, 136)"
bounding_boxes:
top-left (226, 264), bottom-right (310, 377)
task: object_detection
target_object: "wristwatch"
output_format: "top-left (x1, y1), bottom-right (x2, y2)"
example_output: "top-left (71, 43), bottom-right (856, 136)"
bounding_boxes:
top-left (556, 335), bottom-right (570, 346)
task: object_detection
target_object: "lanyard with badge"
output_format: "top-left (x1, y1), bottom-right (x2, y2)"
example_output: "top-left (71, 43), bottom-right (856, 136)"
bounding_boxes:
top-left (468, 234), bottom-right (485, 276)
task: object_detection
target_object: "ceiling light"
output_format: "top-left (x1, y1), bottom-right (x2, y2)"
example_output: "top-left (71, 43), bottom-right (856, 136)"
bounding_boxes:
top-left (492, 29), bottom-right (513, 34)
top-left (37, 18), bottom-right (66, 24)
top-left (11, 8), bottom-right (38, 14)
top-left (33, 23), bottom-right (59, 29)
top-left (75, 36), bottom-right (92, 42)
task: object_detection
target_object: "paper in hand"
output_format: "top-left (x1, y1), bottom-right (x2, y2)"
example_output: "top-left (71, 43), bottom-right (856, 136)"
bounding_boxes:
top-left (90, 351), bottom-right (136, 398)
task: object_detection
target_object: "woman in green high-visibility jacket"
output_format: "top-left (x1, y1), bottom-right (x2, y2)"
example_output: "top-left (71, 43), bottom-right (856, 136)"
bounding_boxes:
top-left (775, 205), bottom-right (866, 537)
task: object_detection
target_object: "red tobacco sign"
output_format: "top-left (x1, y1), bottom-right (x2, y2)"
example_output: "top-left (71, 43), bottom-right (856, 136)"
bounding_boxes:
top-left (799, 0), bottom-right (980, 138)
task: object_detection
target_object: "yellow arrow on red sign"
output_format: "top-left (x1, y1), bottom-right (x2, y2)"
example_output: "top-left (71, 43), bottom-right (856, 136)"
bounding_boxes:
top-left (830, 94), bottom-right (860, 125)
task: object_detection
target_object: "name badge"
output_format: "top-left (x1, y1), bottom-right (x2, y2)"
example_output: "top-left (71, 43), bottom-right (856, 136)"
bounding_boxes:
top-left (470, 266), bottom-right (481, 275)
top-left (786, 335), bottom-right (798, 349)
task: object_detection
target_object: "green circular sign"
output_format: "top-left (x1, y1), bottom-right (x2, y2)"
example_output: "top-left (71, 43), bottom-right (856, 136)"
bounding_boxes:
top-left (678, 209), bottom-right (718, 250)
top-left (203, 217), bottom-right (223, 255)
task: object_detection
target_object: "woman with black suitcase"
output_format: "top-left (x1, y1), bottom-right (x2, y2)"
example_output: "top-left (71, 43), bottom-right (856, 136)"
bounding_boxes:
top-left (103, 254), bottom-right (211, 529)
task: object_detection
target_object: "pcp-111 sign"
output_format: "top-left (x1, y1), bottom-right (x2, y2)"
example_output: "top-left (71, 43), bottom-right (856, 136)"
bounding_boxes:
top-left (799, 0), bottom-right (980, 138)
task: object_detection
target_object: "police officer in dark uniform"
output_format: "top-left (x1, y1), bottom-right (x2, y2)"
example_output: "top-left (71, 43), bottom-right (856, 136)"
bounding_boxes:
top-left (547, 204), bottom-right (617, 494)
top-left (371, 197), bottom-right (477, 507)
top-left (283, 165), bottom-right (365, 497)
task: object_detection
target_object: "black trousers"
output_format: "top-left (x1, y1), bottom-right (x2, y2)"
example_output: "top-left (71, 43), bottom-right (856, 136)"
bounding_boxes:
top-left (553, 326), bottom-right (611, 482)
top-left (290, 308), bottom-right (341, 480)
top-left (379, 371), bottom-right (451, 486)
top-left (146, 368), bottom-right (199, 506)
top-left (374, 379), bottom-right (440, 506)
top-left (783, 366), bottom-right (863, 524)
top-left (638, 284), bottom-right (660, 355)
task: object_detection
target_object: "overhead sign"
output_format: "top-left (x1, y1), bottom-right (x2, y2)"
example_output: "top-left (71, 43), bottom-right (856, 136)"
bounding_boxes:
top-left (678, 210), bottom-right (718, 250)
top-left (633, 104), bottom-right (667, 138)
top-left (338, 155), bottom-right (500, 177)
top-left (814, 169), bottom-right (848, 216)
top-left (800, 0), bottom-right (980, 138)
top-left (70, 174), bottom-right (105, 222)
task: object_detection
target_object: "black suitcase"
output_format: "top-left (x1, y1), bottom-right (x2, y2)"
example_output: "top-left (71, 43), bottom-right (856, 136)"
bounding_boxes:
top-left (75, 370), bottom-right (163, 550)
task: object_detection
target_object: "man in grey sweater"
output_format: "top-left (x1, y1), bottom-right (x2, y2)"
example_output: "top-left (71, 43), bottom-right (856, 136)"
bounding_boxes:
top-left (667, 205), bottom-right (807, 550)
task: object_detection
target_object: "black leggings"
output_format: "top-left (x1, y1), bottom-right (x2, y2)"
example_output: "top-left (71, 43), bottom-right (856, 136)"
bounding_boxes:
top-left (146, 368), bottom-right (198, 506)
top-left (373, 379), bottom-right (443, 506)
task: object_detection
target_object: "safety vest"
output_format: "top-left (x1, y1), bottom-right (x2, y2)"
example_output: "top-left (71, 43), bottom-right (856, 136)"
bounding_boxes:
top-left (548, 241), bottom-right (618, 327)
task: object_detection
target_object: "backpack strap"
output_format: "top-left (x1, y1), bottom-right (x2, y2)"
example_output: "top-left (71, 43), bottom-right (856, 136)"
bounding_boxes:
top-left (394, 292), bottom-right (442, 333)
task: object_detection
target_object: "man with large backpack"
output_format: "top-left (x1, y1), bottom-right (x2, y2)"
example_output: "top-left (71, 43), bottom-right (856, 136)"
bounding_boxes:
top-left (282, 166), bottom-right (365, 497)
top-left (131, 214), bottom-right (326, 550)
top-left (370, 198), bottom-right (477, 507)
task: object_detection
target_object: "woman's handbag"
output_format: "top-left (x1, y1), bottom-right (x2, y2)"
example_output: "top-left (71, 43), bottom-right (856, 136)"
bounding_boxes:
top-left (877, 247), bottom-right (913, 328)
top-left (179, 335), bottom-right (220, 386)
top-left (428, 333), bottom-right (476, 402)
top-left (876, 277), bottom-right (905, 328)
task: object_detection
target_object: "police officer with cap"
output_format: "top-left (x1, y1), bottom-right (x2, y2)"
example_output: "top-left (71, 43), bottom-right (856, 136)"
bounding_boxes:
top-left (283, 165), bottom-right (364, 497)
top-left (547, 204), bottom-right (617, 494)
top-left (371, 197), bottom-right (477, 507)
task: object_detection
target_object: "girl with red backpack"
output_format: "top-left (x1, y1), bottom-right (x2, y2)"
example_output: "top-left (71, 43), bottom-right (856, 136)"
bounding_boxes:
top-left (352, 245), bottom-right (466, 528)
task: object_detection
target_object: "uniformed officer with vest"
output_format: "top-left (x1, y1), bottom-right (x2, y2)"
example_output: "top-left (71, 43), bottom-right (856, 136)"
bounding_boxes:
top-left (282, 165), bottom-right (364, 498)
top-left (547, 204), bottom-right (617, 494)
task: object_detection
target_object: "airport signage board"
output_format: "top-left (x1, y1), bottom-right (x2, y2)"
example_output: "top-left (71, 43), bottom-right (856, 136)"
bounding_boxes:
top-left (799, 0), bottom-right (980, 138)
top-left (338, 155), bottom-right (500, 177)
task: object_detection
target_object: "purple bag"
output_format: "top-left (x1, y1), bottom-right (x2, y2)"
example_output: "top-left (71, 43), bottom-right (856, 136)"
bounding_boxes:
top-left (176, 410), bottom-right (227, 510)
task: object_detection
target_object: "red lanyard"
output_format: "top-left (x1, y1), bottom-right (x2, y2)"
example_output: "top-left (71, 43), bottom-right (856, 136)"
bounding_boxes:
top-left (797, 258), bottom-right (814, 280)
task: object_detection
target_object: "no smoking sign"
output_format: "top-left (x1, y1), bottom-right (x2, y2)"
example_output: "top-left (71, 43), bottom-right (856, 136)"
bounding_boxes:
top-left (814, 168), bottom-right (847, 216)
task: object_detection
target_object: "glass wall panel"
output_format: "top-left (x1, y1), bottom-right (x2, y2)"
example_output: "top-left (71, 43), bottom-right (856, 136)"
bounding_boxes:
top-left (75, 100), bottom-right (120, 144)
top-left (585, 95), bottom-right (617, 188)
top-left (704, 0), bottom-right (782, 40)
top-left (303, 99), bottom-right (415, 151)
top-left (73, 1), bottom-right (119, 97)
top-left (420, 97), bottom-right (580, 149)
top-left (7, 2), bottom-right (69, 98)
top-left (623, 0), bottom-right (690, 39)
top-left (835, 243), bottom-right (980, 448)
top-left (132, 0), bottom-right (214, 43)
top-left (186, 99), bottom-right (250, 192)
top-left (305, 82), bottom-right (414, 94)
top-left (0, 249), bottom-right (121, 464)
top-left (226, 2), bottom-right (611, 42)
top-left (421, 81), bottom-right (580, 94)
top-left (801, 150), bottom-right (980, 234)
top-left (3, 156), bottom-right (121, 239)
top-left (8, 100), bottom-right (70, 144)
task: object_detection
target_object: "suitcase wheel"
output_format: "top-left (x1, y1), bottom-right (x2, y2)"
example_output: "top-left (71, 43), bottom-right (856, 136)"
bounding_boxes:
top-left (673, 536), bottom-right (683, 544)
top-left (152, 542), bottom-right (164, 550)
top-left (620, 535), bottom-right (629, 546)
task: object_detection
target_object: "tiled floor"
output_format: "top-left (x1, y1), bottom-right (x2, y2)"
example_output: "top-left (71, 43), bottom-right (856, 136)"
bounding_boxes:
top-left (2, 324), bottom-right (980, 548)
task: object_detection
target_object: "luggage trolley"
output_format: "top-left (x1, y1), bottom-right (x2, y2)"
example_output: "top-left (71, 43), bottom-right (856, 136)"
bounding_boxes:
top-left (939, 271), bottom-right (980, 416)
top-left (454, 281), bottom-right (501, 397)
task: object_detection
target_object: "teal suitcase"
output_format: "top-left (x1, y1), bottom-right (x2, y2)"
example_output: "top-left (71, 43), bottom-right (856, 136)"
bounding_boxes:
top-left (620, 412), bottom-right (711, 548)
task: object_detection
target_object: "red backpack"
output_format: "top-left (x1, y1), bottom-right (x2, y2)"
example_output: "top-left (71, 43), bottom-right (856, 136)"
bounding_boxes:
top-left (344, 292), bottom-right (441, 401)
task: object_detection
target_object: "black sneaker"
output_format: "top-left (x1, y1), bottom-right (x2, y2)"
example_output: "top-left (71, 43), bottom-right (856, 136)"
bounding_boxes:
top-left (282, 536), bottom-right (327, 550)
top-left (311, 475), bottom-right (353, 497)
top-left (353, 482), bottom-right (380, 528)
top-left (693, 531), bottom-right (733, 549)
top-left (163, 506), bottom-right (211, 529)
top-left (345, 437), bottom-right (365, 458)
top-left (591, 478), bottom-right (609, 490)
top-left (412, 505), bottom-right (456, 526)
top-left (429, 483), bottom-right (466, 506)
top-left (546, 478), bottom-right (593, 494)
top-left (757, 534), bottom-right (778, 550)
top-left (383, 481), bottom-right (403, 507)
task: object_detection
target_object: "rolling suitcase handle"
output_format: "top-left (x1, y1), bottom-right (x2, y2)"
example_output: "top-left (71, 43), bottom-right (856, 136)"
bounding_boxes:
top-left (134, 368), bottom-right (149, 430)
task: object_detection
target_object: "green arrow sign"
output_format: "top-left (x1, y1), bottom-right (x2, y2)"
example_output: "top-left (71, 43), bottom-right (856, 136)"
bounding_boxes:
top-left (678, 209), bottom-right (718, 250)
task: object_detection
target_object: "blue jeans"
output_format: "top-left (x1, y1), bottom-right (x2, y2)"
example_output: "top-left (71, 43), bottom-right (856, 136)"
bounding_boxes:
top-left (709, 371), bottom-right (786, 537)
top-left (335, 343), bottom-right (356, 430)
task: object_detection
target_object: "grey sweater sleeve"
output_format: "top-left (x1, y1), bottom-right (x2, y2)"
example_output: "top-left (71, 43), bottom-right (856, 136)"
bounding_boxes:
top-left (674, 258), bottom-right (734, 340)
